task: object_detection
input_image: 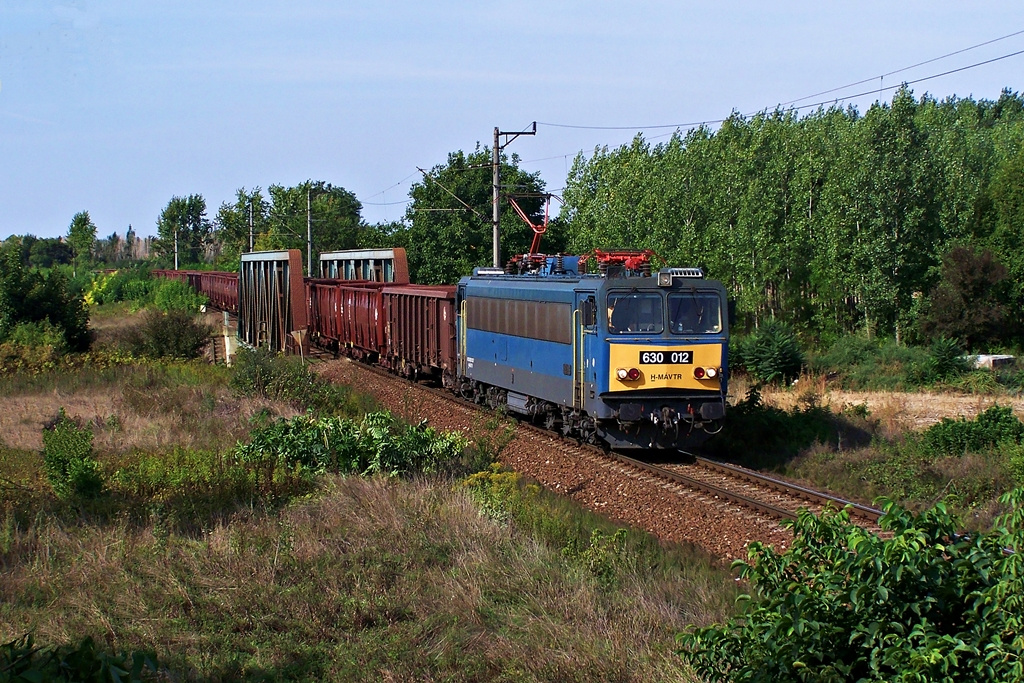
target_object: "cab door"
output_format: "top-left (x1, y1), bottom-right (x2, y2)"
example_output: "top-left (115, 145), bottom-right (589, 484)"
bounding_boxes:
top-left (574, 291), bottom-right (598, 409)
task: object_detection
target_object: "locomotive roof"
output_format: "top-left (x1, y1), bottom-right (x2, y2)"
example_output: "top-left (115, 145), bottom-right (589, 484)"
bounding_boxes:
top-left (459, 271), bottom-right (726, 295)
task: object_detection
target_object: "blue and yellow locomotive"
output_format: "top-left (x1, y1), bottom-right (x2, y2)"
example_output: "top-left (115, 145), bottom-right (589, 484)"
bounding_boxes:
top-left (451, 252), bottom-right (728, 450)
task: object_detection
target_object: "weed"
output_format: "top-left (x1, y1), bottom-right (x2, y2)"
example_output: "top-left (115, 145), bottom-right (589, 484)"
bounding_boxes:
top-left (41, 409), bottom-right (103, 500)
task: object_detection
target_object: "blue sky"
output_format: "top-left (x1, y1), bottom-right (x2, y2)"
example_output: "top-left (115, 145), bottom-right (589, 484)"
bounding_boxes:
top-left (2, 1), bottom-right (1023, 239)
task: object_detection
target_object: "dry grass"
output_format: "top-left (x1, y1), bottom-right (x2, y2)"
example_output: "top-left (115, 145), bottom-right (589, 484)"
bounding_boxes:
top-left (0, 476), bottom-right (732, 681)
top-left (1, 362), bottom-right (298, 454)
top-left (740, 372), bottom-right (1024, 432)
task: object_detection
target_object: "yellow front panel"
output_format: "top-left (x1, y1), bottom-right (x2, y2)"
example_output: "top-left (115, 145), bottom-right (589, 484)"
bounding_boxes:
top-left (608, 343), bottom-right (724, 391)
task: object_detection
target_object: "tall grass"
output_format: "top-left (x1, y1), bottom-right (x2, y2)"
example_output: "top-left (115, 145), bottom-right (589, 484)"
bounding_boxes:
top-left (0, 476), bottom-right (735, 681)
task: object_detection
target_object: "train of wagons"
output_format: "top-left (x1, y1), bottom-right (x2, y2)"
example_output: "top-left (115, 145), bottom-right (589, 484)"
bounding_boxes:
top-left (157, 246), bottom-right (730, 450)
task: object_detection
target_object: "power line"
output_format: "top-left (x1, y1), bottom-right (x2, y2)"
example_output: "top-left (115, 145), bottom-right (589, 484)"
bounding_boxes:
top-left (362, 199), bottom-right (412, 206)
top-left (772, 47), bottom-right (1024, 116)
top-left (780, 28), bottom-right (1024, 107)
top-left (536, 39), bottom-right (1024, 132)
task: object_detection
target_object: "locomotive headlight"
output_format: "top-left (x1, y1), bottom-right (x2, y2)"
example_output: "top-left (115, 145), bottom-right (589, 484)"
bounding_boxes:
top-left (626, 368), bottom-right (641, 381)
top-left (693, 367), bottom-right (706, 379)
top-left (616, 368), bottom-right (629, 380)
top-left (706, 367), bottom-right (718, 378)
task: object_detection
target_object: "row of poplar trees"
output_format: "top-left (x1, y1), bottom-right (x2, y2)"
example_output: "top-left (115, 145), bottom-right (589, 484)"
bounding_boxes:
top-left (560, 87), bottom-right (1024, 347)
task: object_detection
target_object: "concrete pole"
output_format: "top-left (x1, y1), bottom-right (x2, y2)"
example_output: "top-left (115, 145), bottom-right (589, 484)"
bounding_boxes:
top-left (492, 127), bottom-right (500, 268)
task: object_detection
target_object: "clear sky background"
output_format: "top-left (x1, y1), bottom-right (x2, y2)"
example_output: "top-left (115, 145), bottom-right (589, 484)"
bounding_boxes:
top-left (2, 1), bottom-right (1023, 240)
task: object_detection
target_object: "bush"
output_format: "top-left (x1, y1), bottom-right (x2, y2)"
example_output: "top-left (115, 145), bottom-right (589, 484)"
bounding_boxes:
top-left (6, 320), bottom-right (69, 354)
top-left (235, 411), bottom-right (467, 481)
top-left (732, 321), bottom-right (804, 384)
top-left (0, 634), bottom-right (160, 682)
top-left (924, 336), bottom-right (970, 381)
top-left (42, 409), bottom-right (104, 499)
top-left (921, 405), bottom-right (1024, 457)
top-left (124, 309), bottom-right (212, 359)
top-left (0, 253), bottom-right (89, 352)
top-left (153, 279), bottom-right (207, 313)
top-left (678, 489), bottom-right (1024, 682)
top-left (230, 346), bottom-right (373, 417)
top-left (88, 267), bottom-right (157, 306)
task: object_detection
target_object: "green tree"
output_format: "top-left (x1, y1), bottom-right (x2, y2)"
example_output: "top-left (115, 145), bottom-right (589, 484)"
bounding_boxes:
top-left (985, 145), bottom-right (1024, 311)
top-left (28, 237), bottom-right (73, 268)
top-left (266, 181), bottom-right (363, 272)
top-left (212, 187), bottom-right (272, 269)
top-left (918, 246), bottom-right (1014, 349)
top-left (0, 251), bottom-right (89, 351)
top-left (67, 211), bottom-right (97, 276)
top-left (213, 181), bottom-right (363, 274)
top-left (155, 194), bottom-right (211, 266)
top-left (406, 148), bottom-right (547, 284)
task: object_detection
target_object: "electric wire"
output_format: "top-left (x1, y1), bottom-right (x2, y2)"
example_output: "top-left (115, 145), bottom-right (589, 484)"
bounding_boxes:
top-left (362, 30), bottom-right (1024, 218)
top-left (536, 41), bottom-right (1024, 132)
top-left (779, 28), bottom-right (1024, 107)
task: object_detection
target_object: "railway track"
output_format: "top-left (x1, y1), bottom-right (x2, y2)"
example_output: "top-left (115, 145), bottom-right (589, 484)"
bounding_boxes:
top-left (320, 357), bottom-right (884, 537)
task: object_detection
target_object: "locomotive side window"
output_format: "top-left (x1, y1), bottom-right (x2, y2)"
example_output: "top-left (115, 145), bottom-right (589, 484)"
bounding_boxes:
top-left (607, 293), bottom-right (663, 334)
top-left (668, 292), bottom-right (722, 334)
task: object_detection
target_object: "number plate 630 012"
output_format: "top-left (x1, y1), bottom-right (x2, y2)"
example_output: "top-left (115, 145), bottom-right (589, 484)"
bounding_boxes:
top-left (639, 350), bottom-right (692, 364)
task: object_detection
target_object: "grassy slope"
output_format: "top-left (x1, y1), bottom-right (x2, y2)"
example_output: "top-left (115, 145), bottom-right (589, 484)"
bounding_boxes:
top-left (0, 348), bottom-right (737, 682)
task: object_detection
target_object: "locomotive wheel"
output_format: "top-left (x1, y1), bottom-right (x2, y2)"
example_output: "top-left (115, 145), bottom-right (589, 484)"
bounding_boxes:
top-left (543, 411), bottom-right (561, 432)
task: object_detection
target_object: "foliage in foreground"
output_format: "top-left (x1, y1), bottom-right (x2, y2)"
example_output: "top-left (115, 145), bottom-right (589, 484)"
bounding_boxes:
top-left (678, 488), bottom-right (1024, 682)
top-left (0, 634), bottom-right (160, 683)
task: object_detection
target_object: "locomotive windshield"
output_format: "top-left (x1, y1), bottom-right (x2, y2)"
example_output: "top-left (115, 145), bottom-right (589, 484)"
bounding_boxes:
top-left (607, 292), bottom-right (663, 334)
top-left (668, 292), bottom-right (722, 334)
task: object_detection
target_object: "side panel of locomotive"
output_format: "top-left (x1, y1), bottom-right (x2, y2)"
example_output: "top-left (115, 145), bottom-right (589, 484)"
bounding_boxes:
top-left (457, 275), bottom-right (585, 413)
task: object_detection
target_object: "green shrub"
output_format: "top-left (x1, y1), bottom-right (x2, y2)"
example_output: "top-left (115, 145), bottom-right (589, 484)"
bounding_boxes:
top-left (925, 336), bottom-right (970, 381)
top-left (807, 332), bottom-right (878, 372)
top-left (42, 409), bottom-right (103, 499)
top-left (235, 411), bottom-right (467, 480)
top-left (0, 253), bottom-right (89, 352)
top-left (152, 279), bottom-right (207, 313)
top-left (230, 346), bottom-right (373, 417)
top-left (678, 489), bottom-right (1024, 682)
top-left (6, 320), bottom-right (69, 353)
top-left (732, 321), bottom-right (804, 384)
top-left (124, 309), bottom-right (212, 359)
top-left (88, 267), bottom-right (157, 306)
top-left (0, 634), bottom-right (160, 682)
top-left (922, 405), bottom-right (1024, 457)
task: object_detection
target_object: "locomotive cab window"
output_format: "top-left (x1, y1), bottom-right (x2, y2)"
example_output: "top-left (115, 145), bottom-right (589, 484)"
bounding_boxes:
top-left (669, 292), bottom-right (722, 334)
top-left (607, 292), bottom-right (663, 334)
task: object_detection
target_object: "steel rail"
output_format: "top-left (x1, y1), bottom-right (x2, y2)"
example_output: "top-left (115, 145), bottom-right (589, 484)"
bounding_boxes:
top-left (692, 456), bottom-right (884, 524)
